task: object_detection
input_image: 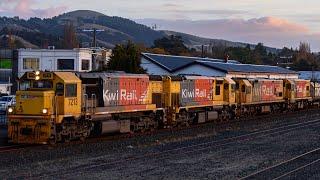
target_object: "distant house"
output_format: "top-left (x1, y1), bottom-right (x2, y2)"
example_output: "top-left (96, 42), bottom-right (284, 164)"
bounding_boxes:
top-left (15, 48), bottom-right (93, 78)
top-left (11, 48), bottom-right (93, 93)
top-left (141, 53), bottom-right (298, 79)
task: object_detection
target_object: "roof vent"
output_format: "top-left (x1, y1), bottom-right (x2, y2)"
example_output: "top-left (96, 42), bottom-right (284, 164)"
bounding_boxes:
top-left (224, 54), bottom-right (229, 63)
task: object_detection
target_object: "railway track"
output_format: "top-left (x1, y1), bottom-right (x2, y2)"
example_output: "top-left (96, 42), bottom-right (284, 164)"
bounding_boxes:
top-left (0, 144), bottom-right (31, 153)
top-left (82, 108), bottom-right (320, 145)
top-left (240, 148), bottom-right (320, 180)
top-left (30, 117), bottom-right (320, 179)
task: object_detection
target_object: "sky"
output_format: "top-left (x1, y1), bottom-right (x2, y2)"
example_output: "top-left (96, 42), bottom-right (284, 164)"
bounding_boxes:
top-left (0, 0), bottom-right (319, 51)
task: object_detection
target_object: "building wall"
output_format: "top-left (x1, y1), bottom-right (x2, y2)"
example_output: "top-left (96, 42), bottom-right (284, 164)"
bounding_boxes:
top-left (17, 49), bottom-right (92, 77)
top-left (175, 64), bottom-right (226, 76)
top-left (299, 71), bottom-right (320, 80)
top-left (141, 57), bottom-right (171, 75)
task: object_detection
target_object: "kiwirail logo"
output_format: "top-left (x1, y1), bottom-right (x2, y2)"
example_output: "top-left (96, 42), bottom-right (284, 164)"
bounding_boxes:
top-left (181, 89), bottom-right (208, 99)
top-left (103, 89), bottom-right (147, 103)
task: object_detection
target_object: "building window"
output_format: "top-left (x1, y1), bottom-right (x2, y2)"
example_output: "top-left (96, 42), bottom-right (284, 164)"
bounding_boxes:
top-left (23, 58), bottom-right (39, 70)
top-left (57, 59), bottom-right (74, 70)
top-left (0, 59), bottom-right (12, 69)
top-left (65, 84), bottom-right (77, 97)
top-left (81, 59), bottom-right (90, 70)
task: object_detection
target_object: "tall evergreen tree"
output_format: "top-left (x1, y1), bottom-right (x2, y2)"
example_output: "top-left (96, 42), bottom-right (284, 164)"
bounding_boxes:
top-left (107, 41), bottom-right (145, 73)
top-left (63, 22), bottom-right (79, 49)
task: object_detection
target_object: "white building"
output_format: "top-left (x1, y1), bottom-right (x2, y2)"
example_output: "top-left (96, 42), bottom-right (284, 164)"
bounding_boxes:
top-left (16, 48), bottom-right (93, 78)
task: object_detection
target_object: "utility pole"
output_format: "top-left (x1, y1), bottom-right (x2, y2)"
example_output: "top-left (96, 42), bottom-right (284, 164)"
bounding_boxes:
top-left (82, 28), bottom-right (105, 71)
top-left (201, 45), bottom-right (204, 58)
top-left (82, 28), bottom-right (105, 48)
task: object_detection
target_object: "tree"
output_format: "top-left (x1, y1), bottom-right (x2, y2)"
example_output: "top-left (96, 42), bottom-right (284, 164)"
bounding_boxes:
top-left (107, 41), bottom-right (145, 73)
top-left (291, 42), bottom-right (317, 71)
top-left (153, 35), bottom-right (190, 55)
top-left (299, 42), bottom-right (311, 55)
top-left (148, 48), bottom-right (167, 54)
top-left (63, 22), bottom-right (79, 49)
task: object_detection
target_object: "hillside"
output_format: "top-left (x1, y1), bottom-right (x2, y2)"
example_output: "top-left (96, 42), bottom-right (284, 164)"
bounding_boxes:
top-left (163, 31), bottom-right (279, 54)
top-left (0, 10), bottom-right (279, 53)
top-left (0, 10), bottom-right (165, 48)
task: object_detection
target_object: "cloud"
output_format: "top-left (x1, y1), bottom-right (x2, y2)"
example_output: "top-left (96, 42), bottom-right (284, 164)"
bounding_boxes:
top-left (169, 9), bottom-right (248, 16)
top-left (137, 17), bottom-right (320, 51)
top-left (162, 3), bottom-right (181, 8)
top-left (0, 0), bottom-right (67, 18)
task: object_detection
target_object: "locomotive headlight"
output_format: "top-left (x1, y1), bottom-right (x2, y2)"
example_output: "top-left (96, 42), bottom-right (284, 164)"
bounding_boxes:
top-left (8, 107), bottom-right (13, 113)
top-left (42, 108), bottom-right (48, 114)
top-left (35, 71), bottom-right (40, 75)
top-left (35, 75), bottom-right (40, 81)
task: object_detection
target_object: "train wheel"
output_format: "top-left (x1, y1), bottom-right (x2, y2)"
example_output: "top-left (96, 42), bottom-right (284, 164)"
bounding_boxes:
top-left (49, 137), bottom-right (56, 145)
top-left (79, 136), bottom-right (86, 142)
top-left (63, 133), bottom-right (71, 143)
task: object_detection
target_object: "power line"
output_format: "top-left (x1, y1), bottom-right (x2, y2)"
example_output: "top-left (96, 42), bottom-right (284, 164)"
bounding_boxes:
top-left (82, 28), bottom-right (105, 48)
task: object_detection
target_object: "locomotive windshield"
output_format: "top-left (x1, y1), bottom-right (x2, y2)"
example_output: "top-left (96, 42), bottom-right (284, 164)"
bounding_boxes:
top-left (33, 81), bottom-right (53, 89)
top-left (19, 80), bottom-right (53, 90)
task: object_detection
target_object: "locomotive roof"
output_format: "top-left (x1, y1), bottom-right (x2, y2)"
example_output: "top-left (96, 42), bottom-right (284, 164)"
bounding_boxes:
top-left (142, 53), bottom-right (297, 75)
top-left (54, 72), bottom-right (81, 83)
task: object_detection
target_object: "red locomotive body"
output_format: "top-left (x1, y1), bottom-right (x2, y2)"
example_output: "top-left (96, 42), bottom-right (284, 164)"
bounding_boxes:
top-left (260, 80), bottom-right (283, 101)
top-left (295, 80), bottom-right (308, 98)
top-left (180, 76), bottom-right (214, 107)
top-left (80, 73), bottom-right (155, 113)
top-left (252, 79), bottom-right (284, 103)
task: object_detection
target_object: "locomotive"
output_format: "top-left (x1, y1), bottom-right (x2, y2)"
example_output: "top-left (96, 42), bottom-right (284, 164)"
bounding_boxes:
top-left (7, 71), bottom-right (320, 144)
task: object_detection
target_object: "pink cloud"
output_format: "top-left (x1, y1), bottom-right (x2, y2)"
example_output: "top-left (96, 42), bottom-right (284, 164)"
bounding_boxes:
top-left (0, 0), bottom-right (67, 18)
top-left (137, 17), bottom-right (320, 51)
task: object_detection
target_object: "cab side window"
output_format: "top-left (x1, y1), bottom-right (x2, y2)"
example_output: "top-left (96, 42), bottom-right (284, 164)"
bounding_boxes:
top-left (56, 83), bottom-right (64, 96)
top-left (66, 84), bottom-right (77, 97)
top-left (215, 85), bottom-right (221, 95)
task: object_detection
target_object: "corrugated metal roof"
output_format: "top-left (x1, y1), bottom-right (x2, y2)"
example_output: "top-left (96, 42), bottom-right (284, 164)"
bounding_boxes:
top-left (142, 53), bottom-right (296, 75)
top-left (199, 61), bottom-right (296, 74)
top-left (142, 53), bottom-right (240, 72)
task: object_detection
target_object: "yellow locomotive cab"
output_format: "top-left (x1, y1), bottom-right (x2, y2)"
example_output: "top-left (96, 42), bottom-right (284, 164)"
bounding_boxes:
top-left (8, 91), bottom-right (55, 144)
top-left (8, 71), bottom-right (84, 144)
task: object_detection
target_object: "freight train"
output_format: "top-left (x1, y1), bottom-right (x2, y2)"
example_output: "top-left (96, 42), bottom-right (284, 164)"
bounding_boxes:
top-left (7, 71), bottom-right (320, 144)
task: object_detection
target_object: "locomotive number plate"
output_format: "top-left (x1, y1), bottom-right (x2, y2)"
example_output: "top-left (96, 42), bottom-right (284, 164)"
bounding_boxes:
top-left (68, 98), bottom-right (78, 106)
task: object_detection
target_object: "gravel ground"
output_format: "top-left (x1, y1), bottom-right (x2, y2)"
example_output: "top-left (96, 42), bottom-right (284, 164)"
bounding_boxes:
top-left (285, 160), bottom-right (320, 180)
top-left (1, 110), bottom-right (320, 179)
